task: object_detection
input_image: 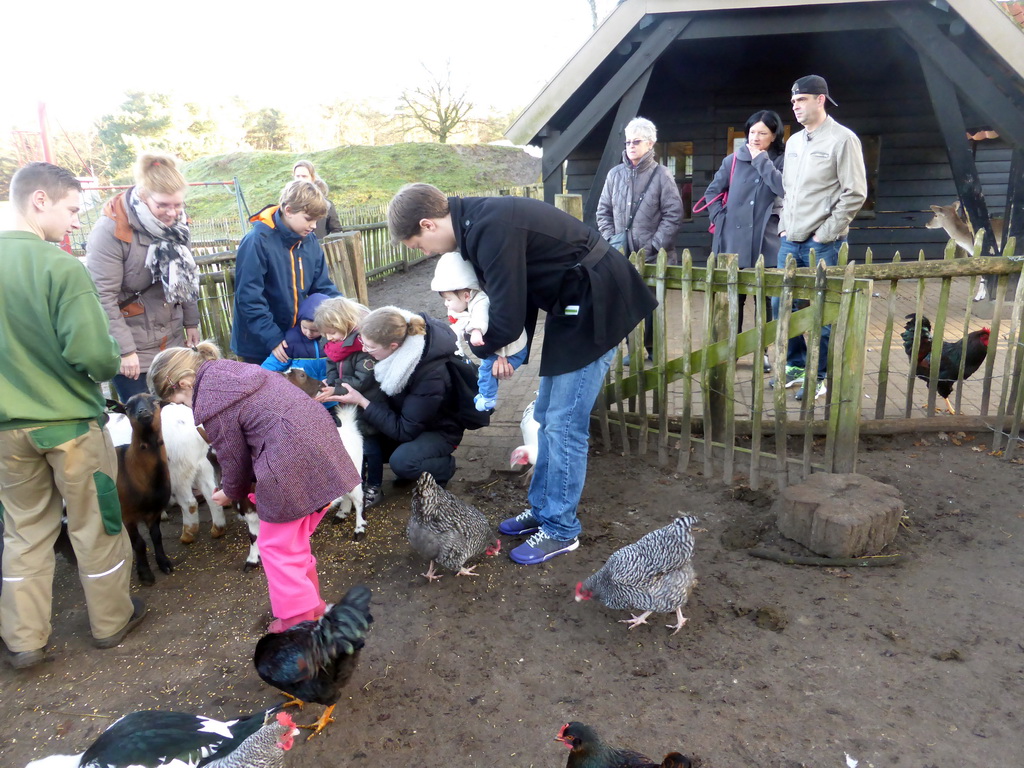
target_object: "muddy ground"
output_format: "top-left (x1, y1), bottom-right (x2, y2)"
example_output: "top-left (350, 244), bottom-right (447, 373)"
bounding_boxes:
top-left (3, 263), bottom-right (1024, 767)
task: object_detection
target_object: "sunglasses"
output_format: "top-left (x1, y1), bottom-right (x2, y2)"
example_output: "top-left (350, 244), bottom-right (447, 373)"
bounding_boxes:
top-left (624, 139), bottom-right (647, 147)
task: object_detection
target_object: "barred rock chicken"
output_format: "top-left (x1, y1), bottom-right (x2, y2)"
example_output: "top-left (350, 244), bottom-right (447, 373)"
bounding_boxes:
top-left (254, 585), bottom-right (373, 738)
top-left (25, 706), bottom-right (298, 768)
top-left (901, 314), bottom-right (990, 413)
top-left (555, 721), bottom-right (693, 768)
top-left (407, 471), bottom-right (501, 581)
top-left (575, 516), bottom-right (697, 634)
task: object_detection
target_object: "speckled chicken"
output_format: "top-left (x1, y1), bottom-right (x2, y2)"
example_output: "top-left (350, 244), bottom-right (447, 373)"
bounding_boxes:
top-left (575, 516), bottom-right (697, 634)
top-left (407, 471), bottom-right (501, 581)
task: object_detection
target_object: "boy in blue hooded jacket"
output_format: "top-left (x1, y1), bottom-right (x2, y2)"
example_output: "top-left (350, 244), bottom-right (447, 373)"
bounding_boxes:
top-left (230, 181), bottom-right (341, 363)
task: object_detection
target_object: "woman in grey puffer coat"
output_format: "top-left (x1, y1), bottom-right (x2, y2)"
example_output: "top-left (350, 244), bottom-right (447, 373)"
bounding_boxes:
top-left (597, 117), bottom-right (683, 361)
top-left (701, 109), bottom-right (785, 333)
top-left (597, 117), bottom-right (684, 265)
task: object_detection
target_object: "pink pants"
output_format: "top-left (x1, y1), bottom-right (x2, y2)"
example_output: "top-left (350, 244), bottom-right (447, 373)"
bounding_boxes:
top-left (258, 508), bottom-right (327, 620)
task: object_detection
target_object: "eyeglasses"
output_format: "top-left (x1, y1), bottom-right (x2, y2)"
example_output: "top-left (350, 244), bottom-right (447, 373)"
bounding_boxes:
top-left (624, 139), bottom-right (647, 147)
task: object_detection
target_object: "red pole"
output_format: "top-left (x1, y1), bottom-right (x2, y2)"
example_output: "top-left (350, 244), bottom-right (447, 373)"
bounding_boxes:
top-left (38, 102), bottom-right (53, 163)
top-left (39, 101), bottom-right (73, 254)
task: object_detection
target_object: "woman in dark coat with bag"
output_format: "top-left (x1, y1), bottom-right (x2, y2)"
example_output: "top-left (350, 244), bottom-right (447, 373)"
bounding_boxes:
top-left (332, 306), bottom-right (464, 492)
top-left (701, 110), bottom-right (786, 336)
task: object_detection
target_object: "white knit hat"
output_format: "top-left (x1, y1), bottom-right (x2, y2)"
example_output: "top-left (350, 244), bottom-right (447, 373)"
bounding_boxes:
top-left (430, 251), bottom-right (481, 293)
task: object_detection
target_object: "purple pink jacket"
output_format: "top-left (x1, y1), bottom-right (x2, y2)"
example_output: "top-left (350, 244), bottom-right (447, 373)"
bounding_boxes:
top-left (191, 359), bottom-right (360, 523)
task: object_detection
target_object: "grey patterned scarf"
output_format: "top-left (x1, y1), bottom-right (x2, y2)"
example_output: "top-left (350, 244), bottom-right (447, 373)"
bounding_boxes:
top-left (129, 187), bottom-right (199, 305)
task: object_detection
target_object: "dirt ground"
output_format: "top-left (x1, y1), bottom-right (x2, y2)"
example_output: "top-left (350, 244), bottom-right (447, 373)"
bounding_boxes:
top-left (4, 266), bottom-right (1024, 768)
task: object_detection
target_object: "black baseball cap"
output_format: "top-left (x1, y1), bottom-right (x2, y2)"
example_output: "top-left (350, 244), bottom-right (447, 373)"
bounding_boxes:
top-left (791, 75), bottom-right (838, 106)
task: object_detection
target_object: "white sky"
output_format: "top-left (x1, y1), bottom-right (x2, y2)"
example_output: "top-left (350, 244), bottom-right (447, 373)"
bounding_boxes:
top-left (2, 0), bottom-right (617, 134)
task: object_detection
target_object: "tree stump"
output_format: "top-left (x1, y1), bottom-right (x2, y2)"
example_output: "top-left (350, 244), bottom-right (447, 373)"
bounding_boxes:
top-left (772, 473), bottom-right (903, 558)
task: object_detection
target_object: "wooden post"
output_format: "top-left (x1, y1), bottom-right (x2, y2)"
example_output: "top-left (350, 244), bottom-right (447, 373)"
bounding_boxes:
top-left (827, 263), bottom-right (870, 474)
top-left (773, 256), bottom-right (797, 489)
top-left (982, 268), bottom-right (1013, 416)
top-left (722, 254), bottom-right (739, 482)
top-left (925, 240), bottom-right (957, 413)
top-left (654, 248), bottom-right (670, 466)
top-left (345, 230), bottom-right (369, 307)
top-left (554, 194), bottom-right (583, 221)
top-left (632, 253), bottom-right (649, 456)
top-left (875, 251), bottom-right (901, 420)
top-left (904, 251), bottom-right (929, 418)
top-left (799, 260), bottom-right (827, 478)
top-left (749, 256), bottom-right (767, 490)
top-left (676, 251), bottom-right (694, 473)
top-left (997, 272), bottom-right (1024, 456)
top-left (701, 254), bottom-right (718, 478)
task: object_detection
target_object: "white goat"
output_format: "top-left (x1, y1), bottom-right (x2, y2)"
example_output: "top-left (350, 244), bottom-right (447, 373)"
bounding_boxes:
top-left (327, 404), bottom-right (367, 539)
top-left (242, 404), bottom-right (367, 571)
top-left (161, 403), bottom-right (226, 544)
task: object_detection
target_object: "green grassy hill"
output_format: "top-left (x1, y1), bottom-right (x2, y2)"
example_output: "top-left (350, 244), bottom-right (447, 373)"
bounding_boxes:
top-left (181, 143), bottom-right (540, 220)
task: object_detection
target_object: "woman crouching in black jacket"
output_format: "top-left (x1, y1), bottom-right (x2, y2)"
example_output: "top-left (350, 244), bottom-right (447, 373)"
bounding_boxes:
top-left (332, 305), bottom-right (463, 502)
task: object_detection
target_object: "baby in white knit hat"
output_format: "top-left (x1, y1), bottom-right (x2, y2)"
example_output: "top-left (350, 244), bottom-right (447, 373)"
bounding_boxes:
top-left (430, 251), bottom-right (528, 411)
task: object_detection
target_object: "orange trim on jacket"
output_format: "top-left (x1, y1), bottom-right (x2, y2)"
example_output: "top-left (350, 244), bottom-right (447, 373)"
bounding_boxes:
top-left (250, 205), bottom-right (304, 327)
top-left (101, 191), bottom-right (135, 244)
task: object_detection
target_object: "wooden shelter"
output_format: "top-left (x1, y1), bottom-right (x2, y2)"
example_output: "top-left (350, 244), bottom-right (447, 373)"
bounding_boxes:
top-left (507, 0), bottom-right (1024, 262)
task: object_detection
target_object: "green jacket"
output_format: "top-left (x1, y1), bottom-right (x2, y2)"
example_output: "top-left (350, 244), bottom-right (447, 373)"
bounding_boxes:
top-left (0, 231), bottom-right (121, 431)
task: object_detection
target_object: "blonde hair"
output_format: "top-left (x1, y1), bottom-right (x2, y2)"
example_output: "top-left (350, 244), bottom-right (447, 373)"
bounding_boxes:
top-left (148, 341), bottom-right (222, 400)
top-left (314, 297), bottom-right (369, 337)
top-left (134, 152), bottom-right (187, 197)
top-left (359, 307), bottom-right (426, 348)
top-left (279, 179), bottom-right (328, 219)
top-left (292, 160), bottom-right (318, 181)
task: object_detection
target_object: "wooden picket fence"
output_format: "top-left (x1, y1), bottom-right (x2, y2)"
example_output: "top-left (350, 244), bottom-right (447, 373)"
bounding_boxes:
top-left (600, 232), bottom-right (1024, 488)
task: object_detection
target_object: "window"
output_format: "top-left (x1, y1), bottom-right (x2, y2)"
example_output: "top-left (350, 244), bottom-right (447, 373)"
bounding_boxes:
top-left (663, 141), bottom-right (694, 219)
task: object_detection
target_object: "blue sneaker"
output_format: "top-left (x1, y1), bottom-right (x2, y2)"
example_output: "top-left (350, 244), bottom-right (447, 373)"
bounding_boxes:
top-left (474, 394), bottom-right (497, 412)
top-left (498, 510), bottom-right (540, 536)
top-left (509, 530), bottom-right (580, 564)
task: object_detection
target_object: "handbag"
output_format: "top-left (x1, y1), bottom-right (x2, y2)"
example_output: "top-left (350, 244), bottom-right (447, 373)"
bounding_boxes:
top-left (693, 153), bottom-right (738, 234)
top-left (118, 291), bottom-right (145, 318)
top-left (610, 169), bottom-right (658, 253)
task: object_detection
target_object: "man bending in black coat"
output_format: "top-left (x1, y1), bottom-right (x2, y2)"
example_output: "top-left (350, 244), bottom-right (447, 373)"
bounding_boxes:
top-left (388, 184), bottom-right (656, 565)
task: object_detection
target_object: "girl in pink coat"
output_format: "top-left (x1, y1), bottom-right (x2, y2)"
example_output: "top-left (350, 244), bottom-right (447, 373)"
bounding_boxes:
top-left (149, 342), bottom-right (361, 632)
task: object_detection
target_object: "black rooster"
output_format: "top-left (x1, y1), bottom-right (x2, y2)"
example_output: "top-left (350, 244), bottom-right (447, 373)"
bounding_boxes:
top-left (555, 722), bottom-right (692, 768)
top-left (901, 314), bottom-right (990, 413)
top-left (254, 585), bottom-right (373, 738)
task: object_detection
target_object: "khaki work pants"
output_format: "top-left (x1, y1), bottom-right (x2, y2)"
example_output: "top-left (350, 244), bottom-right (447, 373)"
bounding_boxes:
top-left (0, 422), bottom-right (133, 652)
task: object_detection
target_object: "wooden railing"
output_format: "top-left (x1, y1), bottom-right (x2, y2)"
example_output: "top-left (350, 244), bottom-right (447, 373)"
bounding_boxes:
top-left (544, 183), bottom-right (1024, 486)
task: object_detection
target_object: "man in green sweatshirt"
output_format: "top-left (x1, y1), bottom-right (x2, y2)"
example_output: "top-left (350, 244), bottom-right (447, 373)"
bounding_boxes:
top-left (0, 162), bottom-right (145, 670)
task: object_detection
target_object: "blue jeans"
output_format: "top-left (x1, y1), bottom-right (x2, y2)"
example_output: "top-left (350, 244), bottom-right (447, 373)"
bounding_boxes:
top-left (771, 237), bottom-right (845, 381)
top-left (528, 348), bottom-right (615, 540)
top-left (111, 373), bottom-right (149, 403)
top-left (476, 346), bottom-right (529, 402)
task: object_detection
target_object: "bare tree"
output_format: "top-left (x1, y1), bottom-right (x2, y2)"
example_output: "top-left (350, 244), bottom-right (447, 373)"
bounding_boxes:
top-left (586, 0), bottom-right (598, 30)
top-left (399, 63), bottom-right (473, 144)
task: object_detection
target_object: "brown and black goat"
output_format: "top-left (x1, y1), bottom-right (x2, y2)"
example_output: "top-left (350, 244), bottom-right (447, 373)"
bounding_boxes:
top-left (112, 393), bottom-right (173, 585)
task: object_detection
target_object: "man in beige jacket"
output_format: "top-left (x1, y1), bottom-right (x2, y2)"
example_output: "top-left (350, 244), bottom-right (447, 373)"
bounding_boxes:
top-left (773, 75), bottom-right (867, 401)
